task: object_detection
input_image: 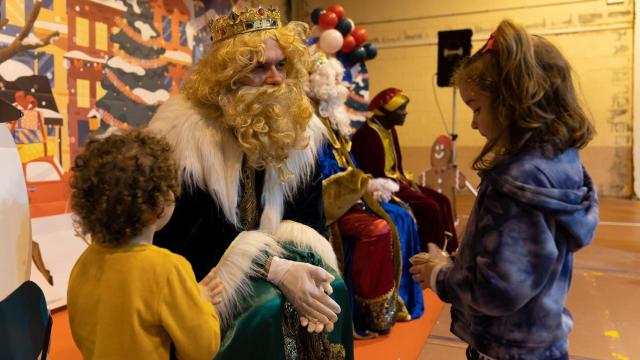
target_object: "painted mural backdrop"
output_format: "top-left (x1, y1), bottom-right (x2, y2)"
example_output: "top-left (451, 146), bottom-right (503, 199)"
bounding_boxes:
top-left (0, 0), bottom-right (254, 219)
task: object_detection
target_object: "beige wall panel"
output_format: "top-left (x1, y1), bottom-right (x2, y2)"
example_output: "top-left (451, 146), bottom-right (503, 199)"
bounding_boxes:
top-left (404, 145), bottom-right (632, 197)
top-left (297, 0), bottom-right (635, 196)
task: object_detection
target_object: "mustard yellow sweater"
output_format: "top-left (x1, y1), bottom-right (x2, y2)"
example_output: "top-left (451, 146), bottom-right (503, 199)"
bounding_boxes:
top-left (68, 243), bottom-right (220, 360)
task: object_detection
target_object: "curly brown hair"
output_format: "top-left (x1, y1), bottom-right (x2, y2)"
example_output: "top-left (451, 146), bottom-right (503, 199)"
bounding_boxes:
top-left (453, 19), bottom-right (595, 171)
top-left (70, 129), bottom-right (180, 246)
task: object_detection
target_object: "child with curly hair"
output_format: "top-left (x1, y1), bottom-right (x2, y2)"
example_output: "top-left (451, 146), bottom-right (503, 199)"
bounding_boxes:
top-left (410, 19), bottom-right (599, 359)
top-left (67, 129), bottom-right (222, 360)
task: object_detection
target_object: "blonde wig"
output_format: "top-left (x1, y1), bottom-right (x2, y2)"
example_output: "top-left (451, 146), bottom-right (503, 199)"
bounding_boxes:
top-left (183, 22), bottom-right (314, 176)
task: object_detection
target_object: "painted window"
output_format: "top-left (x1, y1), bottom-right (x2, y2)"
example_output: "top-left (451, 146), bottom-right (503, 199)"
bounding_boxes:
top-left (76, 79), bottom-right (90, 108)
top-left (95, 22), bottom-right (108, 51)
top-left (77, 119), bottom-right (90, 146)
top-left (75, 17), bottom-right (89, 47)
top-left (179, 21), bottom-right (188, 46)
top-left (163, 75), bottom-right (173, 91)
top-left (162, 16), bottom-right (172, 42)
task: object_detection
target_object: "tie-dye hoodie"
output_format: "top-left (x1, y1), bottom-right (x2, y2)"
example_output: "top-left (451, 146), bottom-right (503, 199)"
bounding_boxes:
top-left (435, 147), bottom-right (598, 359)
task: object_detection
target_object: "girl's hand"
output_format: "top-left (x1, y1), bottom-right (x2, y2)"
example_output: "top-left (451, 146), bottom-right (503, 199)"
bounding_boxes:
top-left (199, 267), bottom-right (224, 304)
top-left (409, 244), bottom-right (453, 290)
top-left (409, 261), bottom-right (438, 290)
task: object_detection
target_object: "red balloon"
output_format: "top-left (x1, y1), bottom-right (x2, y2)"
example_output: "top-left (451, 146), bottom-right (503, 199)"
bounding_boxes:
top-left (319, 11), bottom-right (338, 30)
top-left (341, 34), bottom-right (356, 53)
top-left (328, 4), bottom-right (346, 19)
top-left (351, 27), bottom-right (368, 46)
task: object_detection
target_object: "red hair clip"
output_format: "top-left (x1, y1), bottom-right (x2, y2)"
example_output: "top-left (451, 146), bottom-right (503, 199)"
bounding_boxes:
top-left (483, 32), bottom-right (496, 52)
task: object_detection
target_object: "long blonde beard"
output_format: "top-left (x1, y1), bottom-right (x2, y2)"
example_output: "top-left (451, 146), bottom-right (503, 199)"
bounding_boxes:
top-left (220, 80), bottom-right (313, 178)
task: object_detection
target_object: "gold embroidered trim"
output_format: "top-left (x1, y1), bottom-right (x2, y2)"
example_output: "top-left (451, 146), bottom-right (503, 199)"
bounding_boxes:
top-left (354, 286), bottom-right (397, 333)
top-left (282, 301), bottom-right (346, 360)
top-left (239, 158), bottom-right (258, 230)
top-left (368, 119), bottom-right (404, 181)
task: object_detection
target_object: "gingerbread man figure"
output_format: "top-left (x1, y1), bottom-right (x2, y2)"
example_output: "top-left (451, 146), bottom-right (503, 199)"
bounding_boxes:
top-left (420, 135), bottom-right (466, 222)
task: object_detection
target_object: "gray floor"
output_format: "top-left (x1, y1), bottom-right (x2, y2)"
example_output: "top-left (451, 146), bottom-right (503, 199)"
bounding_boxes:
top-left (418, 206), bottom-right (640, 359)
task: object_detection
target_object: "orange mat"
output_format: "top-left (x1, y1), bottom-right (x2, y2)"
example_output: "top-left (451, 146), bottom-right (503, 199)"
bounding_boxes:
top-left (50, 290), bottom-right (444, 360)
top-left (50, 308), bottom-right (82, 359)
top-left (354, 290), bottom-right (444, 360)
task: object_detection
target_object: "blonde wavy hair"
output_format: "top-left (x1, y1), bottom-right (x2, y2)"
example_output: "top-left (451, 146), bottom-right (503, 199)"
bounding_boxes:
top-left (453, 19), bottom-right (594, 171)
top-left (183, 22), bottom-right (314, 176)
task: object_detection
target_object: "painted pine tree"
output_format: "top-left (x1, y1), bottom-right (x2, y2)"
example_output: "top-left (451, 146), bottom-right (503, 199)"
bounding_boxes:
top-left (95, 0), bottom-right (168, 130)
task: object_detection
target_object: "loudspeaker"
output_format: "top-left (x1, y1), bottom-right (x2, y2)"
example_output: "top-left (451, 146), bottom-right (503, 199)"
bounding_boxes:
top-left (437, 29), bottom-right (473, 87)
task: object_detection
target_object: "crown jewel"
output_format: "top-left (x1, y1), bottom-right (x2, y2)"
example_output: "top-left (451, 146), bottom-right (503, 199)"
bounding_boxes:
top-left (208, 6), bottom-right (282, 42)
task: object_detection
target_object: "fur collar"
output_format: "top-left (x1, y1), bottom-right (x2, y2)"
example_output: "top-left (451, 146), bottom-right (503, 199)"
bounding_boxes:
top-left (147, 95), bottom-right (326, 233)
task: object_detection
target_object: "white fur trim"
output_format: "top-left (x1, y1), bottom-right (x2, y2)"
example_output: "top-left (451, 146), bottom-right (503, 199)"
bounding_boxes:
top-left (273, 220), bottom-right (339, 273)
top-left (147, 95), bottom-right (243, 226)
top-left (212, 231), bottom-right (284, 328)
top-left (258, 112), bottom-right (327, 232)
top-left (148, 96), bottom-right (327, 231)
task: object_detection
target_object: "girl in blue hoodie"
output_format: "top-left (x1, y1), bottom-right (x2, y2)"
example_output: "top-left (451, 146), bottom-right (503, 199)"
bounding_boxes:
top-left (409, 19), bottom-right (599, 360)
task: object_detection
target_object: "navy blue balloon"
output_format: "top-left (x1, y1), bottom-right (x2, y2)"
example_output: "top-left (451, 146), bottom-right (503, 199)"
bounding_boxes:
top-left (310, 8), bottom-right (325, 25)
top-left (348, 46), bottom-right (367, 64)
top-left (335, 18), bottom-right (353, 36)
top-left (364, 43), bottom-right (377, 60)
top-left (336, 52), bottom-right (352, 81)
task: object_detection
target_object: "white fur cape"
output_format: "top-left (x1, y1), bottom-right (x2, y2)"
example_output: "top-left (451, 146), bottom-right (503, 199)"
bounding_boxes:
top-left (147, 95), bottom-right (338, 327)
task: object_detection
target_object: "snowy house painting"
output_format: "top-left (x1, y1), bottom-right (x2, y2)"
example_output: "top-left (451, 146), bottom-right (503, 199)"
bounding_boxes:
top-left (1, 0), bottom-right (253, 168)
top-left (0, 74), bottom-right (64, 164)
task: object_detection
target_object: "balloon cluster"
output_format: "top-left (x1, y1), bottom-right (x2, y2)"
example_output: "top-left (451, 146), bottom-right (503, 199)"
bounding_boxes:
top-left (309, 4), bottom-right (377, 66)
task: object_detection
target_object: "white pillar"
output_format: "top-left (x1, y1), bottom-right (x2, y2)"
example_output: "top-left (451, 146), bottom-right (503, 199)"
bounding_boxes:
top-left (634, 0), bottom-right (640, 198)
top-left (0, 126), bottom-right (32, 299)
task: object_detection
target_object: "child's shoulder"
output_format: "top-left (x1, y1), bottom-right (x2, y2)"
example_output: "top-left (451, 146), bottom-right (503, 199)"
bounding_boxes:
top-left (142, 244), bottom-right (191, 268)
top-left (78, 243), bottom-right (189, 272)
top-left (492, 147), bottom-right (581, 189)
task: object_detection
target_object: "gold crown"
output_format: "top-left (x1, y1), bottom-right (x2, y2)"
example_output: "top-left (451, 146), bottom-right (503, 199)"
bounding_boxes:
top-left (208, 6), bottom-right (281, 42)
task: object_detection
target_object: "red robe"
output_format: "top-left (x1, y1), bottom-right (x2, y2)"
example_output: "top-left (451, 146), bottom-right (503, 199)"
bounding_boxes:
top-left (351, 120), bottom-right (458, 253)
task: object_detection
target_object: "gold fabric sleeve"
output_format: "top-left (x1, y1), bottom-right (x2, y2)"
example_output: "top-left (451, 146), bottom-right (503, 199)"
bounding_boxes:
top-left (322, 167), bottom-right (370, 225)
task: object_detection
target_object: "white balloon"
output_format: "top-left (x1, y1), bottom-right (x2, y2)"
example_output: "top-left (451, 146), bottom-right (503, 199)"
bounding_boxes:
top-left (319, 29), bottom-right (344, 54)
top-left (311, 25), bottom-right (322, 38)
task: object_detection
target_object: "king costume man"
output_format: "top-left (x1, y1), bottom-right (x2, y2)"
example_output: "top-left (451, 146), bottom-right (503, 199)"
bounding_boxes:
top-left (307, 52), bottom-right (424, 338)
top-left (351, 88), bottom-right (459, 254)
top-left (147, 7), bottom-right (353, 359)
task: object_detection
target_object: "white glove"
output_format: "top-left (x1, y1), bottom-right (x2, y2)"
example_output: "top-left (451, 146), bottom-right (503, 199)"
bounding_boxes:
top-left (267, 257), bottom-right (341, 332)
top-left (367, 178), bottom-right (399, 203)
